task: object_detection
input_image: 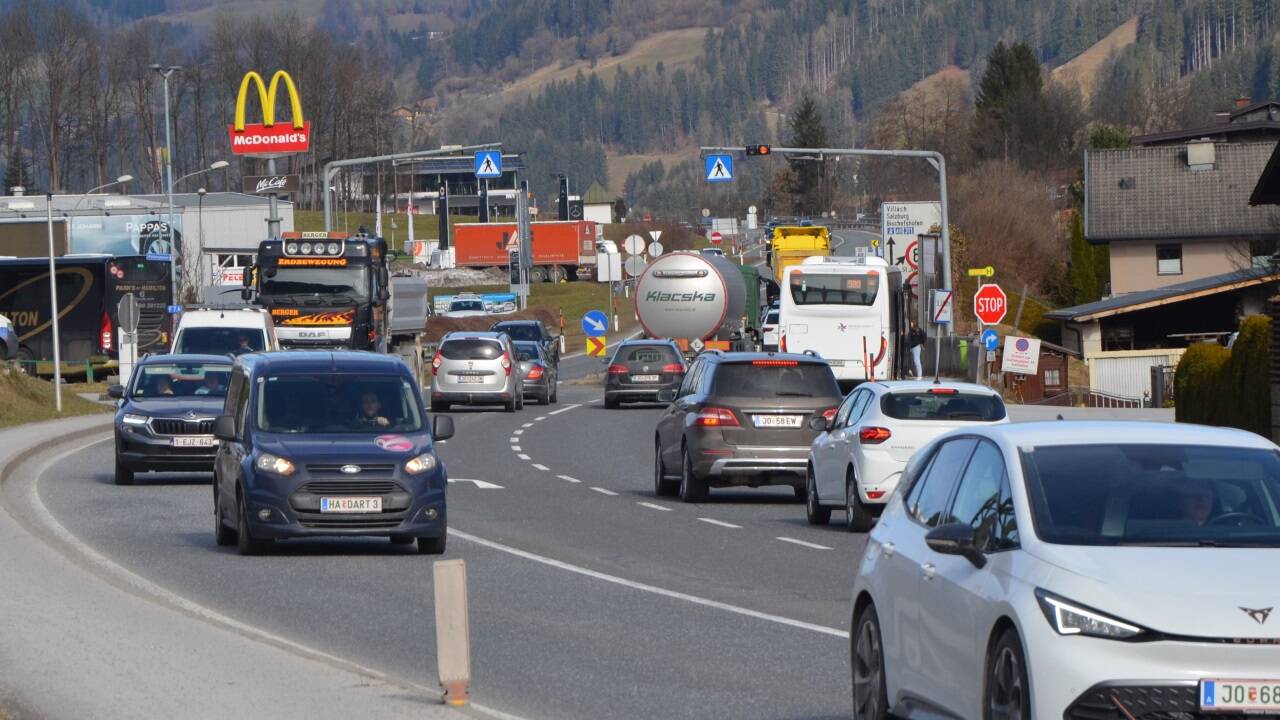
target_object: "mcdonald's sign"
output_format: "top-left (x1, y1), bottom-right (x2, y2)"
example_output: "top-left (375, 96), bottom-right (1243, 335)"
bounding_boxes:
top-left (227, 70), bottom-right (311, 156)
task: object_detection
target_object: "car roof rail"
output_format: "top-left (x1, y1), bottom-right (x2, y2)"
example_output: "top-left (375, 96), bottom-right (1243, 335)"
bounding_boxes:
top-left (801, 349), bottom-right (821, 357)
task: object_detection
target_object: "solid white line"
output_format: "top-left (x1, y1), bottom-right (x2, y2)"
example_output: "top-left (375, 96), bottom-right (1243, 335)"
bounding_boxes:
top-left (698, 518), bottom-right (742, 529)
top-left (448, 478), bottom-right (504, 489)
top-left (531, 463), bottom-right (549, 472)
top-left (590, 487), bottom-right (618, 496)
top-left (517, 454), bottom-right (531, 461)
top-left (451, 529), bottom-right (848, 639)
top-left (776, 536), bottom-right (833, 551)
top-left (513, 429), bottom-right (524, 436)
top-left (556, 475), bottom-right (581, 484)
top-left (511, 445), bottom-right (522, 452)
top-left (547, 403), bottom-right (581, 416)
top-left (522, 423), bottom-right (534, 428)
top-left (637, 502), bottom-right (671, 512)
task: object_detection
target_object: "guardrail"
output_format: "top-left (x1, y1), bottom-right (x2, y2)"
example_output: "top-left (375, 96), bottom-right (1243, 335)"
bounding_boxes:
top-left (1030, 386), bottom-right (1149, 408)
top-left (6, 358), bottom-right (108, 382)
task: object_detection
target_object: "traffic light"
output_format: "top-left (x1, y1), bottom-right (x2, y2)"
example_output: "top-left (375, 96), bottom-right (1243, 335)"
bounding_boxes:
top-left (745, 144), bottom-right (771, 156)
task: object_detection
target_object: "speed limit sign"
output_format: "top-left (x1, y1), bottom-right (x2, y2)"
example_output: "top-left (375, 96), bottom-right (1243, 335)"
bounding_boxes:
top-left (904, 240), bottom-right (920, 269)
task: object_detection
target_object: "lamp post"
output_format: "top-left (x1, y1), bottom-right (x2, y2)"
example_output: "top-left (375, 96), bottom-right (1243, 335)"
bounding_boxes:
top-left (197, 187), bottom-right (207, 289)
top-left (174, 159), bottom-right (228, 189)
top-left (151, 63), bottom-right (180, 309)
top-left (169, 160), bottom-right (227, 295)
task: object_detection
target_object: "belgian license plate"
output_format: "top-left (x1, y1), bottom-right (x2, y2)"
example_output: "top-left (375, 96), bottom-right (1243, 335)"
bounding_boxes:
top-left (171, 436), bottom-right (217, 448)
top-left (320, 497), bottom-right (383, 513)
top-left (752, 414), bottom-right (803, 428)
top-left (458, 375), bottom-right (484, 384)
top-left (631, 374), bottom-right (659, 382)
top-left (1201, 680), bottom-right (1280, 712)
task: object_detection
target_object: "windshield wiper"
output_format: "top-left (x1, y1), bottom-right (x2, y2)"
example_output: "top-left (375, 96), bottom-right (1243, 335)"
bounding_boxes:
top-left (1114, 538), bottom-right (1278, 548)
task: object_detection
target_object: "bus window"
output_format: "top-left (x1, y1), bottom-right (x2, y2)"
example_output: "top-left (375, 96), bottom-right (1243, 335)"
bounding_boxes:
top-left (789, 273), bottom-right (879, 306)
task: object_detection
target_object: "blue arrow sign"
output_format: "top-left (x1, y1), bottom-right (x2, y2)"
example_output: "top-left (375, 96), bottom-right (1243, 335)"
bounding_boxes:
top-left (981, 328), bottom-right (999, 351)
top-left (474, 150), bottom-right (502, 179)
top-left (582, 310), bottom-right (609, 338)
top-left (705, 154), bottom-right (733, 183)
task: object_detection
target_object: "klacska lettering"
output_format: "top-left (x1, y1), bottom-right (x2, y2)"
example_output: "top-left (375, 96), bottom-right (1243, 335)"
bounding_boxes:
top-left (645, 291), bottom-right (717, 302)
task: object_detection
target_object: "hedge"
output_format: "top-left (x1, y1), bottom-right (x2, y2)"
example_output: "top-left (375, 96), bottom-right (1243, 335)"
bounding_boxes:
top-left (1174, 342), bottom-right (1230, 425)
top-left (1174, 314), bottom-right (1271, 435)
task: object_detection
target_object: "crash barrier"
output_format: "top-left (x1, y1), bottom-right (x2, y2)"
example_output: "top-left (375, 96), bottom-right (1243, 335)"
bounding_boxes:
top-left (1175, 314), bottom-right (1270, 435)
top-left (6, 358), bottom-right (106, 382)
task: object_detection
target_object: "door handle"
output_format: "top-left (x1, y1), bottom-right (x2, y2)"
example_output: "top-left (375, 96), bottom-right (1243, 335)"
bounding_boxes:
top-left (921, 563), bottom-right (937, 580)
top-left (881, 541), bottom-right (895, 557)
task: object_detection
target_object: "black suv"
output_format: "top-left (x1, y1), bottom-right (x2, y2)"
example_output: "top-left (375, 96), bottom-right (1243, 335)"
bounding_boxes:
top-left (490, 319), bottom-right (560, 366)
top-left (604, 339), bottom-right (685, 408)
top-left (212, 351), bottom-right (454, 555)
top-left (653, 351), bottom-right (842, 502)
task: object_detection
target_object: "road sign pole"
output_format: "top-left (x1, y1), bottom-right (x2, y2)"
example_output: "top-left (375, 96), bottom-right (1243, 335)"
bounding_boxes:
top-left (45, 194), bottom-right (62, 412)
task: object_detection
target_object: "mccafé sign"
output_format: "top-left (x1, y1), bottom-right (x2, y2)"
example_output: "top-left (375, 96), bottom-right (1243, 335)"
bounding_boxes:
top-left (227, 70), bottom-right (311, 155)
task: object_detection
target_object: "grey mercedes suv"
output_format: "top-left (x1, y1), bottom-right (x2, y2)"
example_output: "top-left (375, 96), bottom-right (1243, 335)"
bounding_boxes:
top-left (653, 351), bottom-right (842, 502)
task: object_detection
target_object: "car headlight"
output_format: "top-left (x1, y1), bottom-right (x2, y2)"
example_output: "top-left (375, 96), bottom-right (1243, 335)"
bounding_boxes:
top-left (122, 413), bottom-right (149, 426)
top-left (1035, 588), bottom-right (1145, 639)
top-left (255, 452), bottom-right (295, 476)
top-left (405, 453), bottom-right (438, 475)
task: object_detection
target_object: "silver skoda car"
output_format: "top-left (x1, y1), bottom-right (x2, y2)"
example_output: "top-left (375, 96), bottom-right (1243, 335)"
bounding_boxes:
top-left (428, 331), bottom-right (523, 413)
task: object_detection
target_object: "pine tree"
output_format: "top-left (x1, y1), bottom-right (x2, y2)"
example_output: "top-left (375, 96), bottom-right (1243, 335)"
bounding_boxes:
top-left (1068, 211), bottom-right (1100, 304)
top-left (786, 96), bottom-right (831, 216)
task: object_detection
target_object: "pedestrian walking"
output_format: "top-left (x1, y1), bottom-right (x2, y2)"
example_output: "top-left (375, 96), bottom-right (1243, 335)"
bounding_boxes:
top-left (908, 320), bottom-right (926, 378)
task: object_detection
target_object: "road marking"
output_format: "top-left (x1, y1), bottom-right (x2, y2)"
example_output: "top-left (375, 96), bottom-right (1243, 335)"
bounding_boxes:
top-left (511, 445), bottom-right (522, 452)
top-left (590, 487), bottom-right (618, 496)
top-left (451, 529), bottom-right (848, 639)
top-left (513, 429), bottom-right (524, 436)
top-left (557, 475), bottom-right (581, 484)
top-left (522, 422), bottom-right (534, 428)
top-left (517, 454), bottom-right (531, 461)
top-left (531, 463), bottom-right (549, 472)
top-left (698, 518), bottom-right (742, 529)
top-left (637, 502), bottom-right (671, 512)
top-left (776, 536), bottom-right (833, 551)
top-left (448, 478), bottom-right (504, 489)
top-left (534, 417), bottom-right (546, 422)
top-left (509, 437), bottom-right (519, 444)
top-left (547, 403), bottom-right (581, 416)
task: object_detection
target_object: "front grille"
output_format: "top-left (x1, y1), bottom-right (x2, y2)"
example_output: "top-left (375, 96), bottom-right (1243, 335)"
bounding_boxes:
top-left (305, 463), bottom-right (396, 477)
top-left (294, 509), bottom-right (408, 530)
top-left (297, 480), bottom-right (402, 495)
top-left (151, 418), bottom-right (214, 435)
top-left (1066, 682), bottom-right (1254, 720)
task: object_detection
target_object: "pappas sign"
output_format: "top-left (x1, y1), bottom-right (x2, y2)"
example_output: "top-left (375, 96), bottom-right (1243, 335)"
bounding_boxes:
top-left (228, 70), bottom-right (310, 156)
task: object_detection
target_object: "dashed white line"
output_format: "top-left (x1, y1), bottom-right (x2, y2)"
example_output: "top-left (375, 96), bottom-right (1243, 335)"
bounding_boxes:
top-left (511, 445), bottom-right (522, 452)
top-left (776, 536), bottom-right (833, 551)
top-left (698, 518), bottom-right (742, 529)
top-left (547, 403), bottom-right (581, 416)
top-left (509, 437), bottom-right (519, 444)
top-left (522, 422), bottom-right (534, 428)
top-left (513, 429), bottom-right (524, 436)
top-left (534, 416), bottom-right (546, 422)
top-left (517, 454), bottom-right (531, 461)
top-left (590, 486), bottom-right (618, 496)
top-left (531, 463), bottom-right (549, 472)
top-left (557, 474), bottom-right (581, 484)
top-left (637, 502), bottom-right (672, 512)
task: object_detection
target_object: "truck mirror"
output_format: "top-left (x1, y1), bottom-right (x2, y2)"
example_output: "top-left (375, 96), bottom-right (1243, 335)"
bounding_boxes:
top-left (240, 288), bottom-right (252, 302)
top-left (242, 265), bottom-right (253, 287)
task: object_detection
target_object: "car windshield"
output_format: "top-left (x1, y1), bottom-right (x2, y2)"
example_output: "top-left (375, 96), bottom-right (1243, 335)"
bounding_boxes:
top-left (789, 272), bottom-right (879, 306)
top-left (713, 361), bottom-right (839, 399)
top-left (514, 341), bottom-right (542, 361)
top-left (131, 362), bottom-right (232, 398)
top-left (450, 300), bottom-right (484, 312)
top-left (260, 266), bottom-right (368, 300)
top-left (256, 374), bottom-right (423, 434)
top-left (440, 338), bottom-right (504, 360)
top-left (881, 391), bottom-right (1006, 421)
top-left (1021, 444), bottom-right (1280, 547)
top-left (175, 327), bottom-right (265, 355)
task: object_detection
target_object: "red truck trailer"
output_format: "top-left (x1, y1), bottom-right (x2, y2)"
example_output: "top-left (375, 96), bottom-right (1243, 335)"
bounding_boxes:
top-left (452, 220), bottom-right (599, 282)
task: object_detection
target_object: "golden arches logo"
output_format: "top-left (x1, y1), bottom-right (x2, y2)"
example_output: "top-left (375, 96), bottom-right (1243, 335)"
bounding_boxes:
top-left (233, 70), bottom-right (305, 132)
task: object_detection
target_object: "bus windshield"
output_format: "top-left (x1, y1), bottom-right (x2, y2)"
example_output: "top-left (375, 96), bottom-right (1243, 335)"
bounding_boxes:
top-left (789, 272), bottom-right (879, 306)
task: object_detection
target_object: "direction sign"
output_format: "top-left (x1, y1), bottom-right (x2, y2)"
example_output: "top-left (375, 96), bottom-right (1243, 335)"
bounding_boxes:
top-left (623, 234), bottom-right (646, 255)
top-left (647, 241), bottom-right (664, 256)
top-left (709, 231), bottom-right (723, 246)
top-left (974, 283), bottom-right (1008, 325)
top-left (705, 154), bottom-right (734, 183)
top-left (474, 150), bottom-right (502, 178)
top-left (904, 240), bottom-right (920, 269)
top-left (981, 328), bottom-right (1000, 352)
top-left (586, 336), bottom-right (607, 358)
top-left (582, 310), bottom-right (609, 338)
top-left (623, 255), bottom-right (647, 277)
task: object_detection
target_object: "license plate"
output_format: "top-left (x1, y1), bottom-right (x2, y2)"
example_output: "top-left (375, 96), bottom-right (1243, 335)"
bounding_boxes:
top-left (320, 497), bottom-right (383, 513)
top-left (827, 360), bottom-right (845, 367)
top-left (171, 436), bottom-right (217, 447)
top-left (752, 414), bottom-right (803, 428)
top-left (458, 375), bottom-right (484, 384)
top-left (631, 374), bottom-right (659, 382)
top-left (1201, 680), bottom-right (1280, 712)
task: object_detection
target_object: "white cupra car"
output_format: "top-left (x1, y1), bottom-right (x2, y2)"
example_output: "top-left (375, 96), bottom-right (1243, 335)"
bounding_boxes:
top-left (849, 421), bottom-right (1280, 720)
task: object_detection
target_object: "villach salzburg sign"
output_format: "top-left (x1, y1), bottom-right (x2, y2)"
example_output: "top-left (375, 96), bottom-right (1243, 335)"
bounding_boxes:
top-left (227, 70), bottom-right (311, 155)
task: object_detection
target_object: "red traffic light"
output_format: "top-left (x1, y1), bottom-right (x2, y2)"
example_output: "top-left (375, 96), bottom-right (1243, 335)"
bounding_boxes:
top-left (745, 144), bottom-right (771, 156)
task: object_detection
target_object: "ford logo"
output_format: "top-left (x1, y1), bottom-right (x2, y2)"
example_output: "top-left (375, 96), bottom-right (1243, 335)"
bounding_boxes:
top-left (340, 465), bottom-right (361, 474)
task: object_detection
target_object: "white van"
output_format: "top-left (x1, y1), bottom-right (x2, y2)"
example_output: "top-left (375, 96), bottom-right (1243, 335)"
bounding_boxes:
top-left (171, 308), bottom-right (280, 356)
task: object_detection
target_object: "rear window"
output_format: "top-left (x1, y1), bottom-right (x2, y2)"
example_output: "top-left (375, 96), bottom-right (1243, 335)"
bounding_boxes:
top-left (712, 361), bottom-right (839, 399)
top-left (881, 391), bottom-right (1006, 421)
top-left (497, 324), bottom-right (542, 342)
top-left (440, 338), bottom-right (503, 360)
top-left (514, 341), bottom-right (542, 361)
top-left (620, 345), bottom-right (679, 364)
top-left (789, 272), bottom-right (879, 306)
top-left (175, 326), bottom-right (265, 355)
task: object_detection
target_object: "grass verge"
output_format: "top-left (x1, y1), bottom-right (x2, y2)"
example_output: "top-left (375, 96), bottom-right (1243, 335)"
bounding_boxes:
top-left (430, 281), bottom-right (640, 349)
top-left (0, 367), bottom-right (112, 429)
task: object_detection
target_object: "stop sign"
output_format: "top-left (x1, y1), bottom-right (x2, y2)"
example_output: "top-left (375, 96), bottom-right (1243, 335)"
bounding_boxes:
top-left (710, 231), bottom-right (723, 246)
top-left (974, 283), bottom-right (1008, 325)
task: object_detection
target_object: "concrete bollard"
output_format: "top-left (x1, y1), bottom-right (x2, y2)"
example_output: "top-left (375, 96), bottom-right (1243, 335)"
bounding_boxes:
top-left (433, 558), bottom-right (471, 706)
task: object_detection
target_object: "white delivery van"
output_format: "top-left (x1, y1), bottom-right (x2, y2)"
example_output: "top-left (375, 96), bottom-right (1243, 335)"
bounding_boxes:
top-left (171, 308), bottom-right (280, 356)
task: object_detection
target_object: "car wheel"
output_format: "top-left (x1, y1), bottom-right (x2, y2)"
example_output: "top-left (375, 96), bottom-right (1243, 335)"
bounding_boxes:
top-left (214, 483), bottom-right (236, 546)
top-left (604, 395), bottom-right (619, 409)
top-left (431, 401), bottom-right (449, 413)
top-left (504, 397), bottom-right (517, 413)
top-left (654, 440), bottom-right (678, 497)
top-left (985, 628), bottom-right (1030, 720)
top-left (846, 471), bottom-right (875, 533)
top-left (114, 448), bottom-right (134, 486)
top-left (417, 532), bottom-right (447, 555)
top-left (678, 445), bottom-right (708, 503)
top-left (851, 604), bottom-right (889, 720)
top-left (806, 467), bottom-right (831, 525)
top-left (550, 385), bottom-right (559, 403)
top-left (792, 484), bottom-right (806, 500)
top-left (236, 489), bottom-right (271, 556)
top-left (389, 535), bottom-right (414, 545)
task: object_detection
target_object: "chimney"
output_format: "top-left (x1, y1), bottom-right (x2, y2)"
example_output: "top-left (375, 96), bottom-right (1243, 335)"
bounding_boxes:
top-left (1235, 96), bottom-right (1252, 109)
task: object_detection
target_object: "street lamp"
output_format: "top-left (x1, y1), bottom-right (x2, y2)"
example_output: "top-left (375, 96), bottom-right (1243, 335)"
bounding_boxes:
top-left (175, 159), bottom-right (229, 189)
top-left (151, 63), bottom-right (180, 309)
top-left (69, 174), bottom-right (135, 213)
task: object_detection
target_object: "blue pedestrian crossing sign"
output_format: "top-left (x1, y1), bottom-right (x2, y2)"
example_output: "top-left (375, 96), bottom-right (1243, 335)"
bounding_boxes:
top-left (705, 154), bottom-right (734, 183)
top-left (981, 328), bottom-right (1000, 351)
top-left (582, 310), bottom-right (609, 338)
top-left (474, 150), bottom-right (502, 179)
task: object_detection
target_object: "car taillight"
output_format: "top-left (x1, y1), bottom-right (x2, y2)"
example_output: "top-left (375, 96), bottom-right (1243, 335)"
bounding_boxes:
top-left (866, 490), bottom-right (886, 500)
top-left (821, 407), bottom-right (838, 421)
top-left (431, 352), bottom-right (442, 375)
top-left (500, 352), bottom-right (512, 375)
top-left (527, 365), bottom-right (544, 380)
top-left (100, 311), bottom-right (112, 352)
top-left (753, 359), bottom-right (798, 366)
top-left (928, 387), bottom-right (958, 395)
top-left (661, 363), bottom-right (685, 374)
top-left (607, 364), bottom-right (629, 375)
top-left (859, 426), bottom-right (892, 444)
top-left (695, 407), bottom-right (739, 427)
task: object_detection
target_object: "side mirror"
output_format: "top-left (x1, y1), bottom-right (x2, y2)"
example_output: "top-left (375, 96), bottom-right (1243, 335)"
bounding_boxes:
top-left (107, 384), bottom-right (125, 399)
top-left (213, 415), bottom-right (237, 441)
top-left (925, 522), bottom-right (987, 569)
top-left (656, 389), bottom-right (677, 403)
top-left (808, 415), bottom-right (830, 432)
top-left (432, 414), bottom-right (455, 442)
top-left (242, 266), bottom-right (253, 287)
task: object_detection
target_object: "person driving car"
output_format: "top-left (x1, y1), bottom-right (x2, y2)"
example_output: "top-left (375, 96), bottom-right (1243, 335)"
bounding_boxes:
top-left (194, 374), bottom-right (224, 396)
top-left (1177, 477), bottom-right (1215, 525)
top-left (355, 392), bottom-right (391, 428)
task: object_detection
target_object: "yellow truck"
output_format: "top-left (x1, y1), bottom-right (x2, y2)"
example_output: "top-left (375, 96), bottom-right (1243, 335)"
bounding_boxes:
top-left (768, 226), bottom-right (831, 284)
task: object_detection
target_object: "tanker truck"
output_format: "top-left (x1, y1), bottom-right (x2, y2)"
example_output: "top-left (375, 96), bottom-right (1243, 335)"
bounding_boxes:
top-left (633, 252), bottom-right (764, 355)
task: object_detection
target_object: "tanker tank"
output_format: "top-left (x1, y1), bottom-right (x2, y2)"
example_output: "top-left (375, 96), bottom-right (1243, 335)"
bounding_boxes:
top-left (633, 252), bottom-right (747, 342)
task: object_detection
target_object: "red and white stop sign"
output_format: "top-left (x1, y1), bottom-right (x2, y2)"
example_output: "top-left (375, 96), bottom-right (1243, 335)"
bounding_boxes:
top-left (974, 283), bottom-right (1007, 325)
top-left (710, 231), bottom-right (723, 246)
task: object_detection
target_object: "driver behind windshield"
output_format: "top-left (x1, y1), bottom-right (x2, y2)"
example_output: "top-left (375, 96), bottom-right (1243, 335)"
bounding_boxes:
top-left (1177, 477), bottom-right (1215, 526)
top-left (355, 392), bottom-right (391, 428)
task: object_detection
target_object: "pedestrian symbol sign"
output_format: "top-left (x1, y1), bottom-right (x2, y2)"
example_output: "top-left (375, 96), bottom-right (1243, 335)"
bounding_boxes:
top-left (705, 154), bottom-right (733, 183)
top-left (474, 150), bottom-right (502, 179)
top-left (586, 337), bottom-right (607, 358)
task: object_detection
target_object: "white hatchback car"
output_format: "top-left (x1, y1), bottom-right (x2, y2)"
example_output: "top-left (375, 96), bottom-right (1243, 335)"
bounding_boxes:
top-left (850, 421), bottom-right (1280, 720)
top-left (807, 381), bottom-right (1007, 531)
